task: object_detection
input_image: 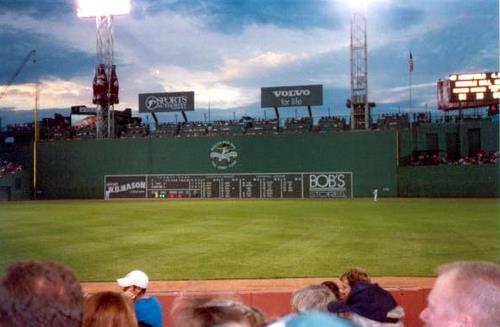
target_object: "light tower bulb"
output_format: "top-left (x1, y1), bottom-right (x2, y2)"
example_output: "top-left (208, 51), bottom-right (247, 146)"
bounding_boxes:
top-left (77, 0), bottom-right (131, 17)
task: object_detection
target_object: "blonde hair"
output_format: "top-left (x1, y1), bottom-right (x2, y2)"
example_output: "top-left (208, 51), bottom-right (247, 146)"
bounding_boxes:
top-left (82, 292), bottom-right (138, 327)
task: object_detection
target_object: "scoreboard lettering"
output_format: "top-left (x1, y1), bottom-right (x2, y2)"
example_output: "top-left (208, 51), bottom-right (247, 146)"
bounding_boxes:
top-left (449, 72), bottom-right (500, 102)
top-left (105, 172), bottom-right (353, 199)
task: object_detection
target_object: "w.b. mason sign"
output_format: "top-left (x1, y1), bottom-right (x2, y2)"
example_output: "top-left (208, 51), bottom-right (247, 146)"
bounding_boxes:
top-left (139, 91), bottom-right (194, 112)
top-left (261, 84), bottom-right (323, 108)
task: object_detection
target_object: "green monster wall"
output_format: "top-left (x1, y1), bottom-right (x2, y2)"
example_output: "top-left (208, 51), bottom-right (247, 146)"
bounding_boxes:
top-left (398, 165), bottom-right (498, 197)
top-left (37, 131), bottom-right (398, 198)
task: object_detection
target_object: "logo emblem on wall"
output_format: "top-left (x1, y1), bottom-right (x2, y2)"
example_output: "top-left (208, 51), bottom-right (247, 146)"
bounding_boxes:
top-left (145, 96), bottom-right (160, 111)
top-left (209, 141), bottom-right (238, 170)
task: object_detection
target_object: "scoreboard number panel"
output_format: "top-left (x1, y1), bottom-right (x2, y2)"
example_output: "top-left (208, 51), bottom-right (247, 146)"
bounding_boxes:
top-left (438, 71), bottom-right (500, 111)
top-left (105, 172), bottom-right (353, 199)
top-left (449, 72), bottom-right (500, 103)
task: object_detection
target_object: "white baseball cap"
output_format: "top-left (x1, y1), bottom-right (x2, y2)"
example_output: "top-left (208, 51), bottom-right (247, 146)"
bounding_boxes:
top-left (117, 270), bottom-right (149, 289)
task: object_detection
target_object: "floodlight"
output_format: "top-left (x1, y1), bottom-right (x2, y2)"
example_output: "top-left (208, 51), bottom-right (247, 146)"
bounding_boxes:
top-left (77, 0), bottom-right (130, 17)
top-left (339, 0), bottom-right (390, 12)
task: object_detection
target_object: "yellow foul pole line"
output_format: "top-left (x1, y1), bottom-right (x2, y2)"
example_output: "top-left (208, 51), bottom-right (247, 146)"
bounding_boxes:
top-left (33, 82), bottom-right (39, 199)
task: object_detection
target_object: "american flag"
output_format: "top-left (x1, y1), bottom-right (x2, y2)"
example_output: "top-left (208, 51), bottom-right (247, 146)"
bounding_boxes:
top-left (408, 51), bottom-right (414, 72)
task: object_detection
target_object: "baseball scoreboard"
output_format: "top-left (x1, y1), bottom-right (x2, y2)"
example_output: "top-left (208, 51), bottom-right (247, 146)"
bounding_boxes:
top-left (438, 72), bottom-right (500, 110)
top-left (105, 172), bottom-right (353, 199)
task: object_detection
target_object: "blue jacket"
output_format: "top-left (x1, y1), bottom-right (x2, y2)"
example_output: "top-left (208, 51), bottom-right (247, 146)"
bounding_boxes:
top-left (135, 296), bottom-right (163, 327)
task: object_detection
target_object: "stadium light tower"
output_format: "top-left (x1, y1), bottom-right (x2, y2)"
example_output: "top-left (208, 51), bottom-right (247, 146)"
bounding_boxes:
top-left (77, 0), bottom-right (130, 138)
top-left (346, 0), bottom-right (374, 129)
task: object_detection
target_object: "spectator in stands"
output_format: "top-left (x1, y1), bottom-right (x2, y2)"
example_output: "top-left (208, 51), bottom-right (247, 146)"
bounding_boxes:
top-left (321, 281), bottom-right (341, 299)
top-left (292, 284), bottom-right (337, 313)
top-left (0, 160), bottom-right (23, 177)
top-left (0, 261), bottom-right (84, 327)
top-left (82, 291), bottom-right (137, 327)
top-left (328, 281), bottom-right (404, 327)
top-left (339, 267), bottom-right (371, 300)
top-left (171, 296), bottom-right (265, 327)
top-left (420, 261), bottom-right (500, 327)
top-left (117, 270), bottom-right (163, 327)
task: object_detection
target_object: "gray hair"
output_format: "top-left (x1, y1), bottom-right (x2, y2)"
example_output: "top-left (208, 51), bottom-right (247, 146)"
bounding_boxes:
top-left (437, 261), bottom-right (500, 327)
top-left (350, 312), bottom-right (404, 327)
top-left (291, 284), bottom-right (337, 313)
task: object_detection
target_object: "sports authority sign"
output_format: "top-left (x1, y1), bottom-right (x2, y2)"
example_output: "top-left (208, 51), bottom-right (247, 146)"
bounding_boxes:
top-left (138, 92), bottom-right (194, 112)
top-left (261, 84), bottom-right (323, 108)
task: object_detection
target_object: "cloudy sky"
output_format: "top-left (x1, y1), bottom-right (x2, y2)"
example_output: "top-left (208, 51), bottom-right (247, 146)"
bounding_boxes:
top-left (0, 0), bottom-right (498, 123)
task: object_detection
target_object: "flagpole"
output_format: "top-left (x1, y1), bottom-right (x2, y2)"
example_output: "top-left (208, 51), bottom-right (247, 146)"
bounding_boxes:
top-left (409, 50), bottom-right (413, 112)
top-left (409, 67), bottom-right (412, 111)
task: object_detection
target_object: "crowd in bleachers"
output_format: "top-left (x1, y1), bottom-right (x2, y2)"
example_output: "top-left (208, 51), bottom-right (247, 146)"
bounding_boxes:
top-left (0, 160), bottom-right (23, 177)
top-left (455, 150), bottom-right (499, 165)
top-left (121, 123), bottom-right (149, 139)
top-left (411, 149), bottom-right (499, 166)
top-left (318, 116), bottom-right (347, 132)
top-left (73, 125), bottom-right (97, 140)
top-left (2, 111), bottom-right (496, 142)
top-left (0, 260), bottom-right (499, 327)
top-left (244, 118), bottom-right (278, 135)
top-left (376, 114), bottom-right (409, 130)
top-left (283, 117), bottom-right (312, 133)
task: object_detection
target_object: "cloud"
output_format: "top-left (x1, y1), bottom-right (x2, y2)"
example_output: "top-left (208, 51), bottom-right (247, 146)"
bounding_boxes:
top-left (372, 82), bottom-right (436, 104)
top-left (0, 0), bottom-right (497, 116)
top-left (136, 0), bottom-right (344, 33)
top-left (1, 77), bottom-right (91, 110)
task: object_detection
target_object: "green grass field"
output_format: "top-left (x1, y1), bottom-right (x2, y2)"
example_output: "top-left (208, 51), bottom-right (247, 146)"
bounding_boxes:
top-left (0, 198), bottom-right (498, 281)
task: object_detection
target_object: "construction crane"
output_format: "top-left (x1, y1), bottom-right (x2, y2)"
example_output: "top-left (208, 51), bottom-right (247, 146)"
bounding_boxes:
top-left (0, 49), bottom-right (36, 101)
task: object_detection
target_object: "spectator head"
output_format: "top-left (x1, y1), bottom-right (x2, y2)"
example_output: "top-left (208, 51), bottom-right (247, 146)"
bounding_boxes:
top-left (420, 261), bottom-right (500, 327)
top-left (292, 284), bottom-right (337, 313)
top-left (0, 260), bottom-right (84, 327)
top-left (268, 312), bottom-right (356, 327)
top-left (321, 281), bottom-right (341, 299)
top-left (82, 291), bottom-right (137, 327)
top-left (172, 296), bottom-right (265, 327)
top-left (339, 268), bottom-right (371, 299)
top-left (117, 270), bottom-right (148, 301)
top-left (328, 282), bottom-right (403, 326)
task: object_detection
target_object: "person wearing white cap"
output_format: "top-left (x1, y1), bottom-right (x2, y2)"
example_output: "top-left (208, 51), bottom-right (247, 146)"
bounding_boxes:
top-left (117, 270), bottom-right (163, 327)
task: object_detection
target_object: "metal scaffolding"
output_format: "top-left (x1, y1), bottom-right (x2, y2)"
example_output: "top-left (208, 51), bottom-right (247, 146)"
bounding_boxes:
top-left (349, 12), bottom-right (371, 129)
top-left (95, 15), bottom-right (114, 138)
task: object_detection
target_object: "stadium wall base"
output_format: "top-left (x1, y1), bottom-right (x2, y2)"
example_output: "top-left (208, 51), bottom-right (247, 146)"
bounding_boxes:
top-left (82, 277), bottom-right (433, 327)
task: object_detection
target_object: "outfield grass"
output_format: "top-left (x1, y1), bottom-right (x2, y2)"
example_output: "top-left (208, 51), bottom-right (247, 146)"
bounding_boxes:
top-left (0, 198), bottom-right (498, 281)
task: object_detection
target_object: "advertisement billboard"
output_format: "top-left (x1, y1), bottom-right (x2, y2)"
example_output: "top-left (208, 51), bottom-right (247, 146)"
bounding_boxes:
top-left (138, 92), bottom-right (195, 113)
top-left (71, 114), bottom-right (96, 128)
top-left (104, 175), bottom-right (147, 199)
top-left (261, 84), bottom-right (323, 108)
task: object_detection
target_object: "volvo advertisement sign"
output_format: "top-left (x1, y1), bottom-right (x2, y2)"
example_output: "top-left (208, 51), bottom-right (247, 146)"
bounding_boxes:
top-left (261, 84), bottom-right (323, 108)
top-left (139, 91), bottom-right (195, 112)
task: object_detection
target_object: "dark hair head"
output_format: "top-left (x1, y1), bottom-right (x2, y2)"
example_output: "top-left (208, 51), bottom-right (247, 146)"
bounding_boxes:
top-left (0, 261), bottom-right (84, 327)
top-left (321, 281), bottom-right (340, 299)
